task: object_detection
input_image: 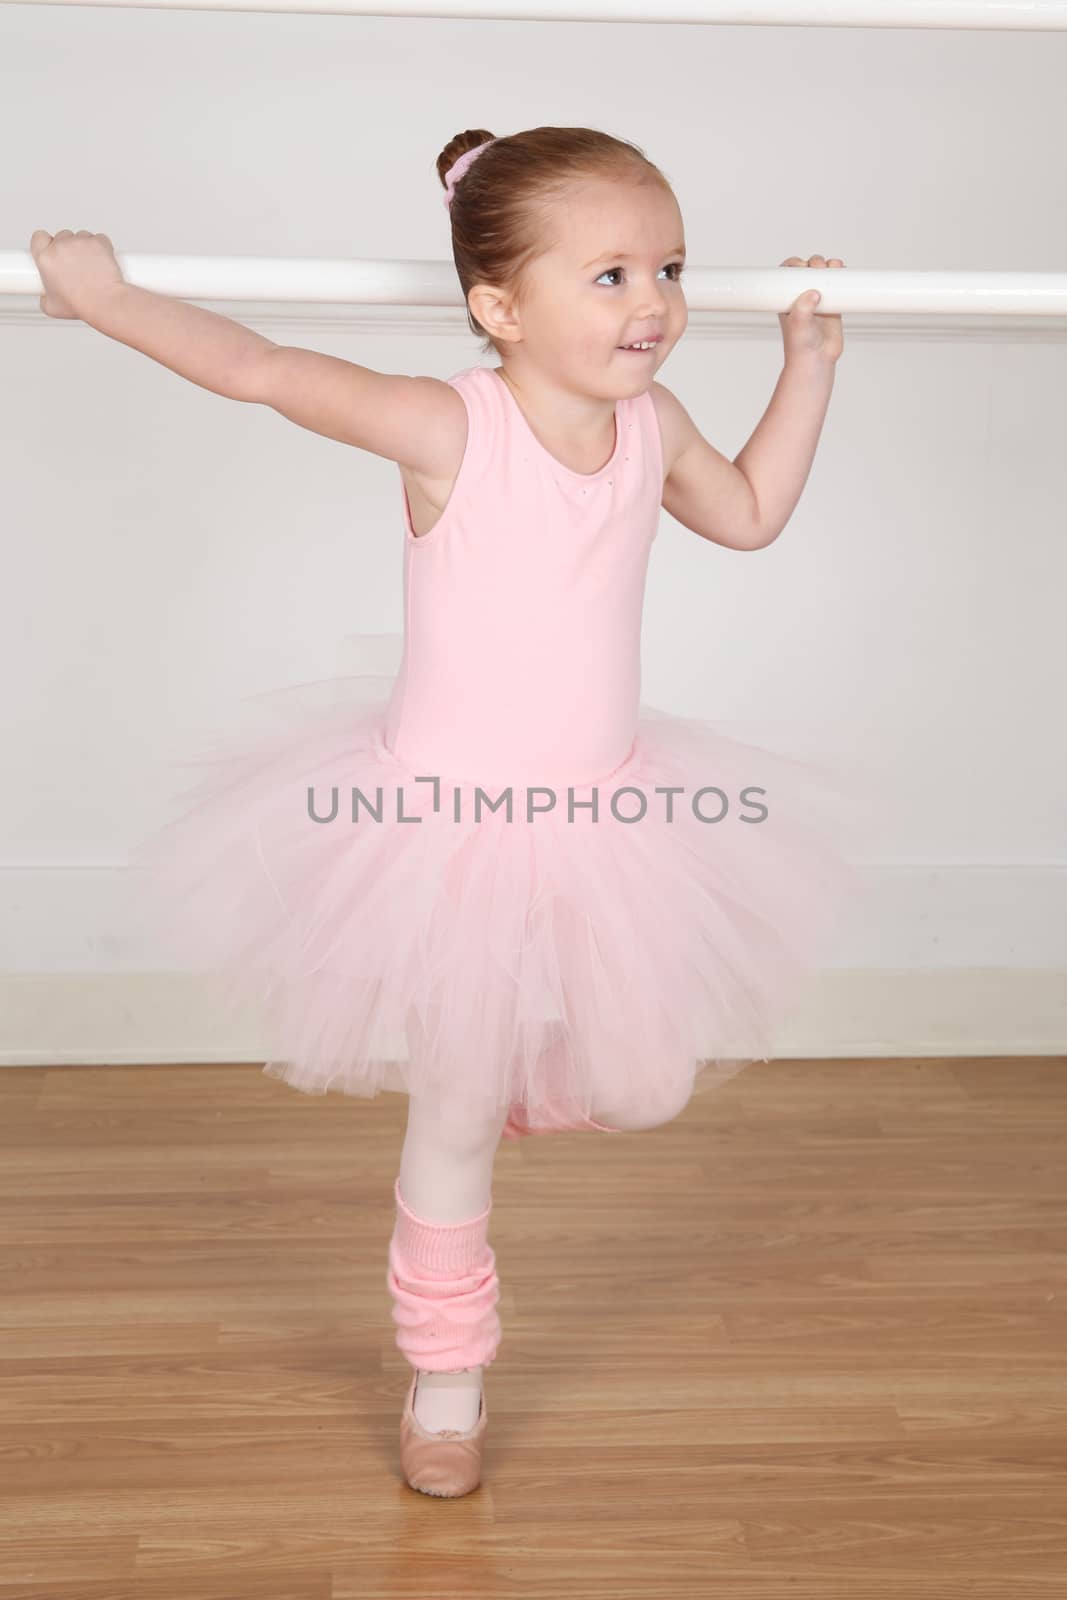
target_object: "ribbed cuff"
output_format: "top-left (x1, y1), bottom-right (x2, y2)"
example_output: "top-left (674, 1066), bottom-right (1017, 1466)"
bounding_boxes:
top-left (393, 1177), bottom-right (492, 1273)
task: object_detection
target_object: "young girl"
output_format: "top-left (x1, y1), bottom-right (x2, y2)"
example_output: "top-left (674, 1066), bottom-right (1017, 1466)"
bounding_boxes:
top-left (31, 124), bottom-right (859, 1498)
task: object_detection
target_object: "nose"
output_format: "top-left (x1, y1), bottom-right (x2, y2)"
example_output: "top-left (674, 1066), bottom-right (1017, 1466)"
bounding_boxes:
top-left (631, 281), bottom-right (671, 322)
top-left (640, 287), bottom-right (668, 314)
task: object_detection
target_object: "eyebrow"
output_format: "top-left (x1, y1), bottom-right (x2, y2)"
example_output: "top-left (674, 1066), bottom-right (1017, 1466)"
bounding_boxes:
top-left (582, 246), bottom-right (687, 269)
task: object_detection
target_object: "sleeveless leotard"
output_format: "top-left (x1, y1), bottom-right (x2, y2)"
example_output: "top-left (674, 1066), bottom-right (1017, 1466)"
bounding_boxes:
top-left (386, 365), bottom-right (660, 787)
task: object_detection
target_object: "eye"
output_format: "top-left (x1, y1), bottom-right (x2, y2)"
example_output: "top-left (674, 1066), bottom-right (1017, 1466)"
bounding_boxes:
top-left (595, 262), bottom-right (686, 287)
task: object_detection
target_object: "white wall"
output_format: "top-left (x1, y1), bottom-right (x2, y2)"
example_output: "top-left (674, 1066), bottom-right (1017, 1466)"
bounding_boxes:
top-left (2, 10), bottom-right (1064, 1062)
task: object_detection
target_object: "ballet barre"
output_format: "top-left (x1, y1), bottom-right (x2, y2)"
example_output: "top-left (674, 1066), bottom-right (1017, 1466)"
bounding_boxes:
top-left (2, 255), bottom-right (1066, 317)
top-left (6, 0), bottom-right (1067, 25)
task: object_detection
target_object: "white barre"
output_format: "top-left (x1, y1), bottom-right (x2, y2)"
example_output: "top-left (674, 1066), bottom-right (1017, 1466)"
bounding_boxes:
top-left (6, 0), bottom-right (1067, 24)
top-left (2, 255), bottom-right (1066, 315)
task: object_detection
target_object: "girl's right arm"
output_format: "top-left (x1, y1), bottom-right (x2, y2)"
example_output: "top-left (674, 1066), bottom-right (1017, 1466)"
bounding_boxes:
top-left (31, 228), bottom-right (459, 475)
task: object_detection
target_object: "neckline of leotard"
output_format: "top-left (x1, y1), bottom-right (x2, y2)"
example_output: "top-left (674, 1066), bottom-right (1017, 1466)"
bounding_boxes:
top-left (487, 366), bottom-right (623, 482)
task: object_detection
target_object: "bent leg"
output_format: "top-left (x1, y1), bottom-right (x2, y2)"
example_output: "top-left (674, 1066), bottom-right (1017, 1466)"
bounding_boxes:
top-left (590, 1064), bottom-right (696, 1133)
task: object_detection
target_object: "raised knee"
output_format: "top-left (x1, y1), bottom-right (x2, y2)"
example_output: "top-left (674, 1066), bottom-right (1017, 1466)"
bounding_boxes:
top-left (593, 1075), bottom-right (693, 1133)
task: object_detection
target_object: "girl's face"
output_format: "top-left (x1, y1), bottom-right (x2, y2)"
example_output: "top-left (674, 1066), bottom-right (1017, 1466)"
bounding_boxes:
top-left (493, 177), bottom-right (689, 395)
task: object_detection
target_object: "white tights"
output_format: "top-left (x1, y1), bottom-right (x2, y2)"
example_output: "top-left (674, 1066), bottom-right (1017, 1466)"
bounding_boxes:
top-left (397, 1089), bottom-right (511, 1224)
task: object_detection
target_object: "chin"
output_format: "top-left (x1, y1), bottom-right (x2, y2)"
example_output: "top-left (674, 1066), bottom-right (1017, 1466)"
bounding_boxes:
top-left (613, 356), bottom-right (662, 386)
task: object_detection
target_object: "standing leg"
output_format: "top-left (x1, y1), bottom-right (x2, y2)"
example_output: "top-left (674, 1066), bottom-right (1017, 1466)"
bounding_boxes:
top-left (388, 1089), bottom-right (509, 1433)
top-left (397, 1087), bottom-right (508, 1220)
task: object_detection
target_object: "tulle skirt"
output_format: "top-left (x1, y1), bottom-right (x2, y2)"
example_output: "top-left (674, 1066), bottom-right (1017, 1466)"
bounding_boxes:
top-left (130, 673), bottom-right (866, 1130)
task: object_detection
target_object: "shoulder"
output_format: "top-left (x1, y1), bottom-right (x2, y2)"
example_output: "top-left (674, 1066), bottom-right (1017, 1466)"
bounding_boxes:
top-left (649, 381), bottom-right (698, 479)
top-left (398, 372), bottom-right (471, 480)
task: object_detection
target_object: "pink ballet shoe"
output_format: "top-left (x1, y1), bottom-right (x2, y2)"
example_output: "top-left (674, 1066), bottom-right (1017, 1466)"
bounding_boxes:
top-left (399, 1369), bottom-right (487, 1498)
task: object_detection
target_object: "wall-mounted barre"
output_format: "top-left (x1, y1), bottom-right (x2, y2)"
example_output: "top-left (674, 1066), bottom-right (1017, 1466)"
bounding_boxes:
top-left (1, 255), bottom-right (1065, 316)
top-left (6, 0), bottom-right (1067, 24)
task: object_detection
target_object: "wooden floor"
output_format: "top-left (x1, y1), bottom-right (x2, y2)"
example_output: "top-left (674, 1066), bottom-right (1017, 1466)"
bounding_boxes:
top-left (1, 1055), bottom-right (1065, 1597)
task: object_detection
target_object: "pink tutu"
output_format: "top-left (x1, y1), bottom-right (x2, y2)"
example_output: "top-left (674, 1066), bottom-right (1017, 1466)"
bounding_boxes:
top-left (130, 673), bottom-right (864, 1130)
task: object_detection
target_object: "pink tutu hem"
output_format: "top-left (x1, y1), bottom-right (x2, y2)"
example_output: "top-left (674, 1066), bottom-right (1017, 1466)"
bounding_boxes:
top-left (131, 674), bottom-right (865, 1131)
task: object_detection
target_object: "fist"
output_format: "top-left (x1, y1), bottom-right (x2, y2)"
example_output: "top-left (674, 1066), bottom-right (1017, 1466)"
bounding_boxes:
top-left (777, 254), bottom-right (845, 364)
top-left (29, 229), bottom-right (125, 320)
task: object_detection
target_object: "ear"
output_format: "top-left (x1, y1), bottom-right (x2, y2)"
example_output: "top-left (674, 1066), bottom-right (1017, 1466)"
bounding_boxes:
top-left (467, 282), bottom-right (523, 347)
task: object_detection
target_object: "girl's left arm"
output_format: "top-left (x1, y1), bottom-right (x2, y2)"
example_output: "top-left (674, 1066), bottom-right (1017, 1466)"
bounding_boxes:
top-left (733, 255), bottom-right (845, 550)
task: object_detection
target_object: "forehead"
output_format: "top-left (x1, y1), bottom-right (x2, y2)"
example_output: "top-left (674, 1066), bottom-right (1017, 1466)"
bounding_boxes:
top-left (545, 178), bottom-right (684, 264)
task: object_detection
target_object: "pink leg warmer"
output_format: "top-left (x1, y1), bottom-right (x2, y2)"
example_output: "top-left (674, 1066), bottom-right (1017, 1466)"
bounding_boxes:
top-left (386, 1177), bottom-right (502, 1373)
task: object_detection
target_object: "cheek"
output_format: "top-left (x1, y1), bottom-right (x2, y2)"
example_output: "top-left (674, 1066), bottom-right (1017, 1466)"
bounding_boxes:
top-left (567, 316), bottom-right (604, 354)
top-left (581, 330), bottom-right (612, 363)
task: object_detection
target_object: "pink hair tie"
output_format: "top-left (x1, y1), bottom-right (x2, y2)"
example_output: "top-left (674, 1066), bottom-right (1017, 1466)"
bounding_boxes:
top-left (443, 139), bottom-right (495, 211)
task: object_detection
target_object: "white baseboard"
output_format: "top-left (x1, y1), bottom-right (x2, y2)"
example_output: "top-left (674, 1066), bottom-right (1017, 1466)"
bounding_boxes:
top-left (0, 968), bottom-right (1063, 1066)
